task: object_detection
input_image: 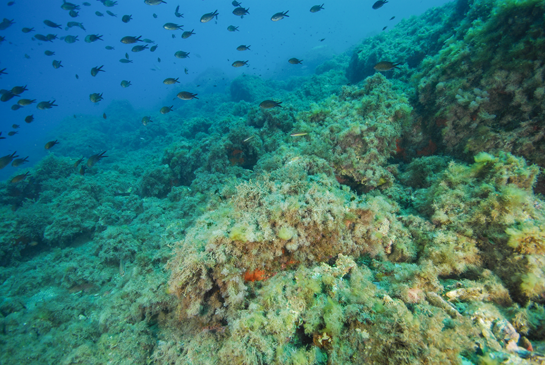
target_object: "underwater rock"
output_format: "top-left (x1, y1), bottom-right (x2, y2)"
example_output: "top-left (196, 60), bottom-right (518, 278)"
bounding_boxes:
top-left (229, 74), bottom-right (276, 103)
top-left (346, 2), bottom-right (460, 83)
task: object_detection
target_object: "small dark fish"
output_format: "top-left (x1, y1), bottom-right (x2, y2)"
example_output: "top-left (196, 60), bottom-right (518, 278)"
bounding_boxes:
top-left (8, 131), bottom-right (18, 136)
top-left (12, 156), bottom-right (29, 167)
top-left (1, 91), bottom-right (17, 102)
top-left (0, 18), bottom-right (15, 31)
top-left (200, 10), bottom-right (219, 23)
top-left (24, 54), bottom-right (30, 59)
top-left (89, 93), bottom-right (103, 103)
top-left (142, 116), bottom-right (152, 125)
top-left (260, 100), bottom-right (282, 109)
top-left (87, 151), bottom-right (107, 167)
top-left (236, 45), bottom-right (250, 51)
top-left (232, 60), bottom-right (248, 68)
top-left (85, 34), bottom-right (103, 43)
top-left (0, 68), bottom-right (7, 75)
top-left (106, 11), bottom-right (117, 17)
top-left (91, 65), bottom-right (105, 76)
top-left (103, 113), bottom-right (107, 119)
top-left (119, 59), bottom-right (133, 63)
top-left (172, 34), bottom-right (175, 38)
top-left (184, 68), bottom-right (188, 74)
top-left (7, 1), bottom-right (15, 6)
top-left (160, 105), bottom-right (173, 114)
top-left (12, 124), bottom-right (19, 129)
top-left (150, 44), bottom-right (158, 52)
top-left (120, 80), bottom-right (131, 87)
top-left (64, 35), bottom-right (78, 43)
top-left (25, 115), bottom-right (34, 123)
top-left (34, 34), bottom-right (48, 41)
top-left (125, 52), bottom-right (129, 59)
top-left (390, 16), bottom-right (395, 20)
top-left (83, 2), bottom-right (90, 5)
top-left (143, 38), bottom-right (155, 43)
top-left (164, 22), bottom-right (183, 30)
top-left (174, 51), bottom-right (190, 59)
top-left (233, 7), bottom-right (249, 18)
top-left (131, 44), bottom-right (149, 52)
top-left (158, 57), bottom-right (161, 62)
top-left (320, 38), bottom-right (325, 42)
top-left (22, 27), bottom-right (34, 33)
top-left (232, 1), bottom-right (241, 6)
top-left (310, 4), bottom-right (324, 13)
top-left (182, 30), bottom-right (195, 39)
top-left (37, 100), bottom-right (58, 110)
top-left (67, 21), bottom-right (85, 30)
top-left (10, 172), bottom-right (30, 183)
top-left (122, 15), bottom-right (132, 23)
top-left (0, 132), bottom-right (5, 140)
top-left (44, 20), bottom-right (62, 29)
top-left (121, 35), bottom-right (142, 44)
top-left (103, 0), bottom-right (117, 7)
top-left (73, 157), bottom-right (84, 168)
top-left (288, 58), bottom-right (302, 64)
top-left (163, 77), bottom-right (179, 85)
top-left (153, 13), bottom-right (157, 18)
top-left (45, 140), bottom-right (59, 149)
top-left (61, 1), bottom-right (80, 11)
top-left (271, 11), bottom-right (289, 22)
top-left (95, 11), bottom-right (104, 17)
top-left (105, 46), bottom-right (115, 50)
top-left (227, 25), bottom-right (239, 32)
top-left (69, 10), bottom-right (79, 18)
top-left (382, 26), bottom-right (387, 31)
top-left (144, 0), bottom-right (166, 4)
top-left (374, 61), bottom-right (401, 71)
top-left (75, 74), bottom-right (79, 79)
top-left (372, 0), bottom-right (388, 9)
top-left (11, 85), bottom-right (28, 95)
top-left (79, 166), bottom-right (86, 175)
top-left (175, 5), bottom-right (183, 18)
top-left (17, 98), bottom-right (35, 106)
top-left (45, 50), bottom-right (55, 56)
top-left (0, 152), bottom-right (18, 169)
top-left (11, 105), bottom-right (21, 111)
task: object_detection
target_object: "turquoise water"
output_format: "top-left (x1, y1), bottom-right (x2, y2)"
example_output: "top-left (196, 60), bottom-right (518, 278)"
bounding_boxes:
top-left (1, 0), bottom-right (544, 364)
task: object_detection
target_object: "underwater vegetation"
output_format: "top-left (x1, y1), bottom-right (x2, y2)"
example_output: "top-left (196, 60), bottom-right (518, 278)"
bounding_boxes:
top-left (1, 0), bottom-right (545, 364)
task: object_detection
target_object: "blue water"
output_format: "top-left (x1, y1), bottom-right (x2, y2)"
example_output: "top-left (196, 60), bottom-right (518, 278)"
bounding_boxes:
top-left (0, 0), bottom-right (449, 181)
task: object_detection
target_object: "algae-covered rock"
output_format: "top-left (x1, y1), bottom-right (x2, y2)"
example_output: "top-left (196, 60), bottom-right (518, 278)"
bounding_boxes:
top-left (413, 0), bottom-right (545, 166)
top-left (295, 73), bottom-right (412, 192)
top-left (168, 155), bottom-right (416, 321)
top-left (346, 1), bottom-right (460, 84)
top-left (172, 255), bottom-right (478, 365)
top-left (418, 152), bottom-right (545, 302)
top-left (230, 74), bottom-right (276, 103)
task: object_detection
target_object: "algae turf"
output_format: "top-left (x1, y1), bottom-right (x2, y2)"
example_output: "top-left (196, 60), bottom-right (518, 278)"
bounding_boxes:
top-left (413, 0), bottom-right (545, 166)
top-left (2, 0), bottom-right (545, 364)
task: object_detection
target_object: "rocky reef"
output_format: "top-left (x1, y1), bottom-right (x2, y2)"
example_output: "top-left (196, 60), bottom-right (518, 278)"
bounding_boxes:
top-left (1, 0), bottom-right (545, 364)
